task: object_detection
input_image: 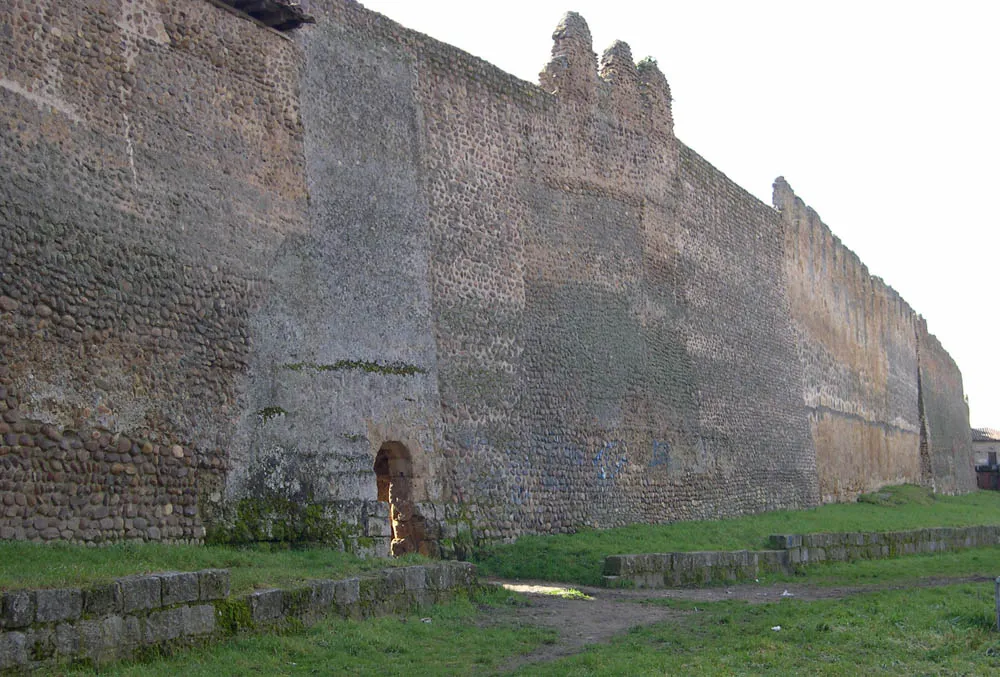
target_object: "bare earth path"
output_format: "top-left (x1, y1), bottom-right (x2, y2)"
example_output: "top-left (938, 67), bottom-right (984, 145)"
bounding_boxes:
top-left (486, 575), bottom-right (992, 672)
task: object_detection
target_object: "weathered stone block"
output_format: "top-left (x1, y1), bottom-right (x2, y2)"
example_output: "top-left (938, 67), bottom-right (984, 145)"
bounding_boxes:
top-left (310, 580), bottom-right (336, 610)
top-left (119, 575), bottom-right (161, 613)
top-left (402, 566), bottom-right (427, 592)
top-left (100, 616), bottom-right (124, 653)
top-left (1, 591), bottom-right (34, 629)
top-left (78, 620), bottom-right (108, 664)
top-left (84, 583), bottom-right (121, 617)
top-left (358, 576), bottom-right (388, 614)
top-left (756, 550), bottom-right (791, 574)
top-left (670, 552), bottom-right (715, 586)
top-left (333, 578), bottom-right (360, 611)
top-left (159, 572), bottom-right (200, 606)
top-left (122, 615), bottom-right (142, 649)
top-left (603, 555), bottom-right (625, 576)
top-left (25, 627), bottom-right (55, 662)
top-left (0, 631), bottom-right (27, 670)
top-left (198, 569), bottom-right (230, 601)
top-left (54, 622), bottom-right (79, 656)
top-left (768, 534), bottom-right (802, 549)
top-left (145, 607), bottom-right (185, 644)
top-left (425, 564), bottom-right (453, 591)
top-left (827, 546), bottom-right (847, 562)
top-left (182, 604), bottom-right (216, 636)
top-left (381, 569), bottom-right (407, 598)
top-left (248, 590), bottom-right (285, 624)
top-left (446, 561), bottom-right (476, 587)
top-left (35, 588), bottom-right (83, 623)
top-left (632, 572), bottom-right (666, 589)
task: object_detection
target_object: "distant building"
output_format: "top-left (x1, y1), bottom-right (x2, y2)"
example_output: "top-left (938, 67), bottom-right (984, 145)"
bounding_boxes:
top-left (973, 428), bottom-right (1000, 490)
top-left (973, 428), bottom-right (1000, 465)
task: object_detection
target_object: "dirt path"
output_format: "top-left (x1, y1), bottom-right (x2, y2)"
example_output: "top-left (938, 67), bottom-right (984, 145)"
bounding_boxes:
top-left (486, 575), bottom-right (992, 673)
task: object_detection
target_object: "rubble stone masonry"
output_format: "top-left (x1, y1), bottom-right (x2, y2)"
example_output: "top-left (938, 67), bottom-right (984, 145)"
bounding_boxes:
top-left (0, 0), bottom-right (974, 550)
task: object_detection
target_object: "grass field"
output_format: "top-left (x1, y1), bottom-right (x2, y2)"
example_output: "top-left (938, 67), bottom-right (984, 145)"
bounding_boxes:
top-left (473, 485), bottom-right (1000, 585)
top-left (515, 583), bottom-right (1000, 675)
top-left (0, 541), bottom-right (429, 594)
top-left (64, 556), bottom-right (1000, 676)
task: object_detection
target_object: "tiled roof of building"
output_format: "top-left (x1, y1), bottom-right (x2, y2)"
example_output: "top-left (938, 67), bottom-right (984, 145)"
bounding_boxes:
top-left (972, 427), bottom-right (1000, 442)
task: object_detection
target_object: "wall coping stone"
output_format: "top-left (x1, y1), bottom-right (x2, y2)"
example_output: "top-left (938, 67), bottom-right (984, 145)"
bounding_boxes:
top-left (0, 562), bottom-right (477, 673)
top-left (604, 525), bottom-right (1000, 589)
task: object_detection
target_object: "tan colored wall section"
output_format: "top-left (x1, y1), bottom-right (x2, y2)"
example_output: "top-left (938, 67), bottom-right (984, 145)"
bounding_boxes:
top-left (775, 179), bottom-right (924, 501)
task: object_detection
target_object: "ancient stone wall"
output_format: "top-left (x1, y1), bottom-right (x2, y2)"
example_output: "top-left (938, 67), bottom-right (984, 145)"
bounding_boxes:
top-left (774, 179), bottom-right (924, 500)
top-left (774, 180), bottom-right (973, 499)
top-left (917, 321), bottom-right (975, 494)
top-left (306, 2), bottom-right (820, 544)
top-left (0, 0), bottom-right (307, 543)
top-left (0, 0), bottom-right (973, 549)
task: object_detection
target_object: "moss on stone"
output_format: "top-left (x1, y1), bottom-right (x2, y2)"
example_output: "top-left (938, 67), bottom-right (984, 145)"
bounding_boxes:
top-left (255, 406), bottom-right (288, 424)
top-left (214, 597), bottom-right (253, 634)
top-left (281, 360), bottom-right (427, 376)
top-left (204, 495), bottom-right (362, 549)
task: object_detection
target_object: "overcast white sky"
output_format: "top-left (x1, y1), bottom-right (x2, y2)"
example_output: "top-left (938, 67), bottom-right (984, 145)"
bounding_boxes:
top-left (360, 0), bottom-right (999, 427)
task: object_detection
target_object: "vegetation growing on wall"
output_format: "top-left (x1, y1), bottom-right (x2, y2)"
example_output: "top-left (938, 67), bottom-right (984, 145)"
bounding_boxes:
top-left (282, 360), bottom-right (427, 376)
top-left (205, 495), bottom-right (361, 549)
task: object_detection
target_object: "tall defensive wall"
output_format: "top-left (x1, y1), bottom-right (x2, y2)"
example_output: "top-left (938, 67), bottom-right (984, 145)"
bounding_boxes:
top-left (0, 0), bottom-right (973, 552)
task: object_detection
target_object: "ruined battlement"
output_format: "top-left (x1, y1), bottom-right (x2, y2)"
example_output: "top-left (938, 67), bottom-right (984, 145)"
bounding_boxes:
top-left (0, 0), bottom-right (972, 550)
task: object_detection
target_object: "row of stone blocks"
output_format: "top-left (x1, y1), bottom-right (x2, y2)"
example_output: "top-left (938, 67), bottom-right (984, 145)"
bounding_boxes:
top-left (0, 561), bottom-right (477, 673)
top-left (602, 525), bottom-right (1000, 588)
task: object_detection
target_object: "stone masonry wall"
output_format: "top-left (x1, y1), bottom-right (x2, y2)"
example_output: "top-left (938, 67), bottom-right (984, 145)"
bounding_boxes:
top-left (774, 179), bottom-right (973, 499)
top-left (776, 179), bottom-right (925, 500)
top-left (306, 2), bottom-right (822, 543)
top-left (917, 321), bottom-right (976, 494)
top-left (0, 0), bottom-right (307, 543)
top-left (603, 525), bottom-right (1000, 588)
top-left (0, 0), bottom-right (973, 549)
top-left (0, 561), bottom-right (477, 672)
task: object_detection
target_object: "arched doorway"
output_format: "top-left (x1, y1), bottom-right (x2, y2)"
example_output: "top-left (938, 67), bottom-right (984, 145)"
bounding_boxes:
top-left (373, 442), bottom-right (424, 556)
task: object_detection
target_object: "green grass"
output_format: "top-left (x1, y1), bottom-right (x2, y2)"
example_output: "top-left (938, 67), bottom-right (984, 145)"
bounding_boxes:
top-left (0, 542), bottom-right (429, 594)
top-left (65, 587), bottom-right (555, 677)
top-left (474, 486), bottom-right (1000, 585)
top-left (516, 584), bottom-right (1000, 675)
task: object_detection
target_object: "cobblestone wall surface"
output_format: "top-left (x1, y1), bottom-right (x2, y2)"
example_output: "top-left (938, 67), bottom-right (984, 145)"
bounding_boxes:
top-left (304, 2), bottom-right (824, 541)
top-left (0, 0), bottom-right (972, 549)
top-left (0, 0), bottom-right (307, 543)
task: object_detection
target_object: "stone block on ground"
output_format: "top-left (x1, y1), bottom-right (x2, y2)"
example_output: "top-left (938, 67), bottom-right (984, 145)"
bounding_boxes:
top-left (248, 589), bottom-right (285, 624)
top-left (182, 604), bottom-right (216, 636)
top-left (159, 572), bottom-right (200, 606)
top-left (310, 580), bottom-right (336, 611)
top-left (1, 591), bottom-right (34, 629)
top-left (54, 622), bottom-right (79, 657)
top-left (84, 583), bottom-right (121, 617)
top-left (768, 534), bottom-right (802, 549)
top-left (402, 566), bottom-right (427, 593)
top-left (0, 631), bottom-right (27, 670)
top-left (333, 578), bottom-right (360, 612)
top-left (198, 569), bottom-right (230, 601)
top-left (35, 588), bottom-right (83, 623)
top-left (119, 575), bottom-right (161, 613)
top-left (145, 607), bottom-right (185, 644)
